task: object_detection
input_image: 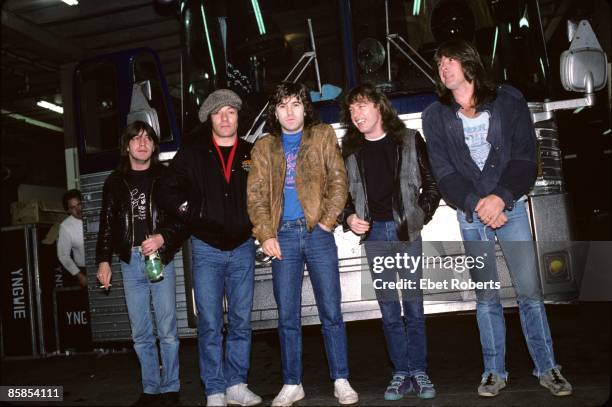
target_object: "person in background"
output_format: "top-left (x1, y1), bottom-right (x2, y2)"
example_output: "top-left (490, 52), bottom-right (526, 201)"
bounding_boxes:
top-left (57, 189), bottom-right (87, 288)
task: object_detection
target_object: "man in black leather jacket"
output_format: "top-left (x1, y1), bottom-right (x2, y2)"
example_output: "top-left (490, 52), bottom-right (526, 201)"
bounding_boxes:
top-left (96, 121), bottom-right (185, 406)
top-left (341, 83), bottom-right (440, 401)
top-left (157, 90), bottom-right (261, 407)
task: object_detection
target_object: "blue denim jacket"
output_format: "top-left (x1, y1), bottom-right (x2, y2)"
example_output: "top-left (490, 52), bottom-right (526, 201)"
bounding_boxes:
top-left (422, 85), bottom-right (537, 222)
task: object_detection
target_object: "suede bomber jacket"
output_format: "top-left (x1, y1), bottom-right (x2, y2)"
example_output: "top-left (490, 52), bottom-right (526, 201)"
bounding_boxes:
top-left (247, 123), bottom-right (348, 243)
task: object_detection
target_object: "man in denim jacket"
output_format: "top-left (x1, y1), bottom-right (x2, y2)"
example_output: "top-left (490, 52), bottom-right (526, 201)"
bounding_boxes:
top-left (423, 39), bottom-right (572, 398)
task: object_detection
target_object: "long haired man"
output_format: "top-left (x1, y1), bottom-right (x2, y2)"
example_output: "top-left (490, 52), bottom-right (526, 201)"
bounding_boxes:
top-left (423, 39), bottom-right (573, 397)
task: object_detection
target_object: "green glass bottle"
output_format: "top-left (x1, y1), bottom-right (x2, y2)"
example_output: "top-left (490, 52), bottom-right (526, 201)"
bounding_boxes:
top-left (144, 250), bottom-right (164, 283)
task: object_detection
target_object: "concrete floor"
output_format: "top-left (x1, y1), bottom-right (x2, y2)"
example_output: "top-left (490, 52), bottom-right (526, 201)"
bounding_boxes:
top-left (1, 302), bottom-right (609, 406)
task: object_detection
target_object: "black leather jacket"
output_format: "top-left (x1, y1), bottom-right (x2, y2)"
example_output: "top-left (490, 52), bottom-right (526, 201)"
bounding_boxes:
top-left (157, 128), bottom-right (253, 251)
top-left (342, 128), bottom-right (441, 242)
top-left (95, 165), bottom-right (186, 265)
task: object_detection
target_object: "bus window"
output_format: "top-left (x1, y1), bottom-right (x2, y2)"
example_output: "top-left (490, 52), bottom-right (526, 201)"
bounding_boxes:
top-left (79, 62), bottom-right (120, 154)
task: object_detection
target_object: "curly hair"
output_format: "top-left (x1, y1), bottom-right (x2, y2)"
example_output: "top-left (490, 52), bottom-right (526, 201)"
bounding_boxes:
top-left (433, 39), bottom-right (496, 107)
top-left (265, 82), bottom-right (319, 136)
top-left (340, 83), bottom-right (406, 154)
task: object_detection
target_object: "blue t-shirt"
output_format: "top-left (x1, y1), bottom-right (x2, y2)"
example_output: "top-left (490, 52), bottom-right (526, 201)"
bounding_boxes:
top-left (281, 131), bottom-right (305, 221)
top-left (459, 111), bottom-right (491, 171)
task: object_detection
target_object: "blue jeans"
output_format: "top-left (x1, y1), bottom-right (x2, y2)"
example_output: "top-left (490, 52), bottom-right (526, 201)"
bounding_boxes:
top-left (191, 237), bottom-right (255, 396)
top-left (272, 219), bottom-right (349, 384)
top-left (365, 221), bottom-right (427, 376)
top-left (458, 199), bottom-right (558, 379)
top-left (121, 248), bottom-right (180, 394)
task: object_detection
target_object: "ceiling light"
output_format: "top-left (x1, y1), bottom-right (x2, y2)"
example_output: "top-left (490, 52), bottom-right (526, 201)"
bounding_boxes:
top-left (37, 100), bottom-right (64, 114)
top-left (200, 4), bottom-right (217, 75)
top-left (2, 109), bottom-right (63, 132)
top-left (251, 0), bottom-right (266, 35)
top-left (61, 0), bottom-right (79, 5)
top-left (491, 26), bottom-right (499, 68)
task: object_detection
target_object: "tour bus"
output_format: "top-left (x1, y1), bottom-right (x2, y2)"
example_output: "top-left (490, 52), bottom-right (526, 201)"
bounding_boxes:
top-left (71, 0), bottom-right (608, 342)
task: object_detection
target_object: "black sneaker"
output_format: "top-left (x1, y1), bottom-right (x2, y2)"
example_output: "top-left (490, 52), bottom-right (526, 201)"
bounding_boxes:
top-left (161, 391), bottom-right (180, 405)
top-left (131, 393), bottom-right (161, 406)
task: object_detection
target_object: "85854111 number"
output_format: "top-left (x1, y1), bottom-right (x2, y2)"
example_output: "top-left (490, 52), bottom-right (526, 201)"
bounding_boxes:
top-left (0, 386), bottom-right (63, 401)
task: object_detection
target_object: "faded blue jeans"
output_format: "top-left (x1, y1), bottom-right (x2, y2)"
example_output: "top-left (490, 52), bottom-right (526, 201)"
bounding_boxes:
top-left (365, 221), bottom-right (427, 376)
top-left (272, 218), bottom-right (349, 384)
top-left (191, 237), bottom-right (255, 396)
top-left (458, 199), bottom-right (558, 379)
top-left (121, 248), bottom-right (180, 395)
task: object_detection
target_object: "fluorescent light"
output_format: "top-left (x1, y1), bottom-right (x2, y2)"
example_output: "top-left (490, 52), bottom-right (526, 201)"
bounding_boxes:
top-left (413, 0), bottom-right (421, 16)
top-left (2, 109), bottom-right (63, 132)
top-left (491, 26), bottom-right (499, 68)
top-left (200, 4), bottom-right (216, 75)
top-left (37, 100), bottom-right (64, 114)
top-left (61, 0), bottom-right (79, 5)
top-left (251, 0), bottom-right (266, 35)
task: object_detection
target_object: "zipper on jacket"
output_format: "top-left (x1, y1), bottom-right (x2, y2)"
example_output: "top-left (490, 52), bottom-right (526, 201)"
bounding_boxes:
top-left (122, 178), bottom-right (135, 247)
top-left (150, 177), bottom-right (157, 234)
top-left (393, 142), bottom-right (403, 215)
top-left (356, 150), bottom-right (370, 222)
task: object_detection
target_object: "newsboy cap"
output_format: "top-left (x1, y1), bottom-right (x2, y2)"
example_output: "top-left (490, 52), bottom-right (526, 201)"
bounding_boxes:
top-left (198, 89), bottom-right (242, 122)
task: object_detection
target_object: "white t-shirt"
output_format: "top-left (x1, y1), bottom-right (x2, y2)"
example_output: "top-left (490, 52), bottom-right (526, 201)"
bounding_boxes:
top-left (57, 215), bottom-right (85, 276)
top-left (459, 110), bottom-right (491, 171)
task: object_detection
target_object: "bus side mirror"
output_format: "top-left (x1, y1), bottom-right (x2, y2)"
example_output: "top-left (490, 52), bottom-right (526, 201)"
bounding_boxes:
top-left (127, 80), bottom-right (161, 139)
top-left (560, 20), bottom-right (608, 94)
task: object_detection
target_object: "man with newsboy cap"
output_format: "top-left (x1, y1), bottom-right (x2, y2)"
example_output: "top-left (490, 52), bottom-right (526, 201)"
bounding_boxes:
top-left (158, 89), bottom-right (261, 406)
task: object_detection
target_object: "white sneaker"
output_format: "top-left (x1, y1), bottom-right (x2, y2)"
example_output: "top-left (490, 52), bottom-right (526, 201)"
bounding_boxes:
top-left (226, 383), bottom-right (262, 406)
top-left (271, 384), bottom-right (305, 406)
top-left (334, 379), bottom-right (359, 405)
top-left (207, 393), bottom-right (227, 406)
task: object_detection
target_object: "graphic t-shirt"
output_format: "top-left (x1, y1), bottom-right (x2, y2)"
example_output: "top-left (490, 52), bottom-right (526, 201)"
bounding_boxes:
top-left (281, 131), bottom-right (305, 221)
top-left (127, 168), bottom-right (152, 246)
top-left (459, 110), bottom-right (491, 171)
